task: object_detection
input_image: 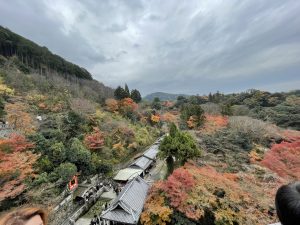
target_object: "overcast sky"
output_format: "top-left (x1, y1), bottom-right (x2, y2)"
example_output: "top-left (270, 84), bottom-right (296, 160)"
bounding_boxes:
top-left (1, 0), bottom-right (300, 96)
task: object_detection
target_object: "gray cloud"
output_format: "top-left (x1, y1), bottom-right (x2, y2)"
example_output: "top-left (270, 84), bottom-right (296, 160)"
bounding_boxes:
top-left (0, 0), bottom-right (299, 95)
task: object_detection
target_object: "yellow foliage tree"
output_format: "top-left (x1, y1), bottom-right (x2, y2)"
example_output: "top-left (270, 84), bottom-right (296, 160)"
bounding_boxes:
top-left (112, 142), bottom-right (126, 158)
top-left (0, 78), bottom-right (14, 97)
top-left (5, 103), bottom-right (36, 134)
top-left (141, 182), bottom-right (173, 225)
top-left (151, 114), bottom-right (160, 123)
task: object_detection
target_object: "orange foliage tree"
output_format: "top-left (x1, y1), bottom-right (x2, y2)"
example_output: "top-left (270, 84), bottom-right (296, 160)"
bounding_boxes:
top-left (0, 134), bottom-right (37, 201)
top-left (200, 114), bottom-right (228, 133)
top-left (112, 142), bottom-right (126, 158)
top-left (119, 98), bottom-right (138, 111)
top-left (0, 133), bottom-right (34, 152)
top-left (119, 98), bottom-right (138, 118)
top-left (84, 127), bottom-right (105, 151)
top-left (5, 102), bottom-right (36, 134)
top-left (187, 115), bottom-right (197, 129)
top-left (105, 98), bottom-right (119, 112)
top-left (161, 112), bottom-right (177, 124)
top-left (141, 163), bottom-right (279, 225)
top-left (141, 181), bottom-right (173, 225)
top-left (151, 114), bottom-right (160, 123)
top-left (0, 151), bottom-right (38, 201)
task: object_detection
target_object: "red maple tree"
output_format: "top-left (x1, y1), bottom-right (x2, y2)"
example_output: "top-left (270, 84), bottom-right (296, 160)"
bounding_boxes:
top-left (84, 127), bottom-right (105, 151)
top-left (261, 134), bottom-right (300, 180)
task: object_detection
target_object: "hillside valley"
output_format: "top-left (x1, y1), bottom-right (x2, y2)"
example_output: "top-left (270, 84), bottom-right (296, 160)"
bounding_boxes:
top-left (0, 27), bottom-right (299, 225)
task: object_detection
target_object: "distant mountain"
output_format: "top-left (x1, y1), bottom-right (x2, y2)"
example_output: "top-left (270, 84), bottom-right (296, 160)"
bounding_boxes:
top-left (143, 92), bottom-right (189, 101)
top-left (0, 26), bottom-right (92, 80)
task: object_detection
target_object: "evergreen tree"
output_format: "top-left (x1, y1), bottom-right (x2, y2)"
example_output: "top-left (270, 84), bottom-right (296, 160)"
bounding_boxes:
top-left (67, 138), bottom-right (92, 175)
top-left (114, 86), bottom-right (126, 100)
top-left (221, 103), bottom-right (233, 116)
top-left (131, 89), bottom-right (142, 103)
top-left (151, 97), bottom-right (161, 110)
top-left (208, 92), bottom-right (213, 102)
top-left (0, 97), bottom-right (5, 119)
top-left (56, 162), bottom-right (77, 184)
top-left (49, 142), bottom-right (66, 164)
top-left (124, 83), bottom-right (130, 97)
top-left (169, 122), bottom-right (178, 137)
top-left (159, 124), bottom-right (201, 177)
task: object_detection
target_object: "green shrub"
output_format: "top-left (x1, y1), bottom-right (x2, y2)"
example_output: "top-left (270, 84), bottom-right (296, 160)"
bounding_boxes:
top-left (56, 162), bottom-right (77, 184)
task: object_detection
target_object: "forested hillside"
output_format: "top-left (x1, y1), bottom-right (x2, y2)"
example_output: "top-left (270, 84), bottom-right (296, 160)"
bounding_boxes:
top-left (0, 63), bottom-right (159, 211)
top-left (0, 26), bottom-right (92, 80)
top-left (140, 92), bottom-right (300, 225)
top-left (0, 27), bottom-right (299, 225)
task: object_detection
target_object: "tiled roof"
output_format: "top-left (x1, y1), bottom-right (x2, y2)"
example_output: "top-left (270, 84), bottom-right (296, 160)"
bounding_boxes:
top-left (113, 168), bottom-right (143, 181)
top-left (101, 176), bottom-right (149, 224)
top-left (130, 156), bottom-right (153, 171)
top-left (143, 144), bottom-right (159, 160)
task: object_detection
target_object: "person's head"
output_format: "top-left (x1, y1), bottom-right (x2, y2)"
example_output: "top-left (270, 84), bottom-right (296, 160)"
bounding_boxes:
top-left (0, 207), bottom-right (47, 225)
top-left (275, 181), bottom-right (300, 225)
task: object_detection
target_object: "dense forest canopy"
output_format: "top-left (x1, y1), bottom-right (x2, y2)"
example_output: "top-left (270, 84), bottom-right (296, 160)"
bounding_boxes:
top-left (0, 26), bottom-right (92, 80)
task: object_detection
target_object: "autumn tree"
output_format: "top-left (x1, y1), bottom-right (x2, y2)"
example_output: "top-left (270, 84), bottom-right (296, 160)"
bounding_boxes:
top-left (5, 102), bottom-right (36, 134)
top-left (105, 98), bottom-right (119, 112)
top-left (0, 133), bottom-right (34, 152)
top-left (150, 114), bottom-right (160, 124)
top-left (142, 163), bottom-right (279, 225)
top-left (141, 182), bottom-right (173, 225)
top-left (261, 135), bottom-right (300, 180)
top-left (180, 103), bottom-right (205, 129)
top-left (118, 97), bottom-right (138, 119)
top-left (131, 89), bottom-right (142, 103)
top-left (0, 150), bottom-right (38, 201)
top-left (161, 112), bottom-right (177, 124)
top-left (0, 134), bottom-right (37, 201)
top-left (0, 78), bottom-right (14, 99)
top-left (200, 114), bottom-right (228, 134)
top-left (84, 127), bottom-right (105, 151)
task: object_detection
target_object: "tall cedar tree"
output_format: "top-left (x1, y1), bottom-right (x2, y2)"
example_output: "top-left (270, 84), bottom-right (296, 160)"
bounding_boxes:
top-left (114, 86), bottom-right (125, 100)
top-left (130, 89), bottom-right (142, 103)
top-left (159, 123), bottom-right (201, 176)
top-left (124, 84), bottom-right (130, 97)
